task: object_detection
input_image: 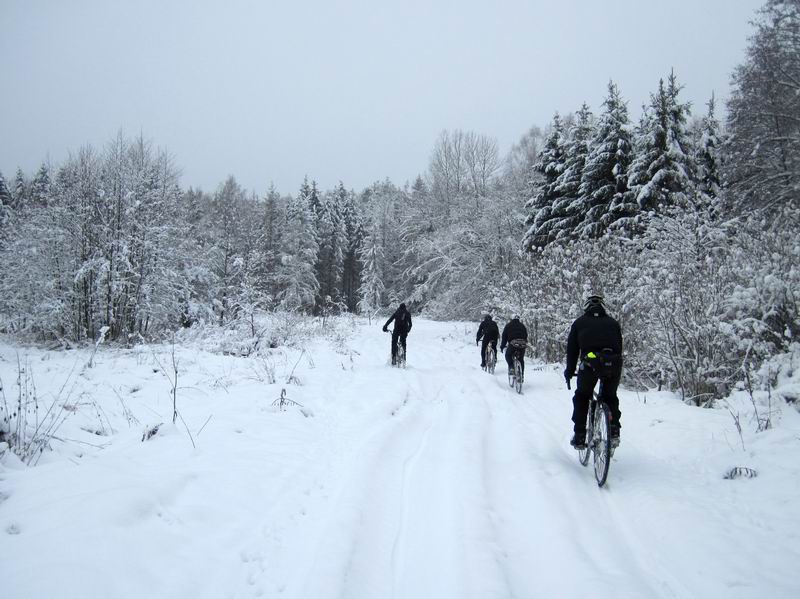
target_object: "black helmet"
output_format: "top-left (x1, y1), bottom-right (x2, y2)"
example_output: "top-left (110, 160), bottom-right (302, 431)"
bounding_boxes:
top-left (399, 302), bottom-right (406, 310)
top-left (583, 295), bottom-right (606, 312)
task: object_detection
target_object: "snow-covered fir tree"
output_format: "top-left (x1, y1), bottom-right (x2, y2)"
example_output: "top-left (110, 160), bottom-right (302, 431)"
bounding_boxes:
top-left (693, 94), bottom-right (723, 212)
top-left (278, 179), bottom-right (319, 312)
top-left (522, 113), bottom-right (566, 250)
top-left (627, 73), bottom-right (695, 223)
top-left (578, 82), bottom-right (634, 238)
top-left (357, 225), bottom-right (385, 318)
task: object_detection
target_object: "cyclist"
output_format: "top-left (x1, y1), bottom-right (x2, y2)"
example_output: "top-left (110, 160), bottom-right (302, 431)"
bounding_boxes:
top-left (500, 315), bottom-right (528, 379)
top-left (476, 314), bottom-right (499, 368)
top-left (564, 295), bottom-right (623, 449)
top-left (382, 302), bottom-right (413, 365)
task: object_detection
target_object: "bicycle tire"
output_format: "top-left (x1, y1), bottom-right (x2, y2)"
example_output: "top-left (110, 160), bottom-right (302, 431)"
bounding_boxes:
top-left (396, 340), bottom-right (406, 368)
top-left (486, 347), bottom-right (496, 374)
top-left (578, 403), bottom-right (592, 466)
top-left (514, 359), bottom-right (523, 394)
top-left (593, 402), bottom-right (612, 487)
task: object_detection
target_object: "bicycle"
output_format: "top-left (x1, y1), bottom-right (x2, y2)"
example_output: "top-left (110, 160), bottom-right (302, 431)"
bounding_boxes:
top-left (568, 378), bottom-right (615, 487)
top-left (482, 343), bottom-right (497, 374)
top-left (506, 339), bottom-right (526, 394)
top-left (385, 328), bottom-right (406, 368)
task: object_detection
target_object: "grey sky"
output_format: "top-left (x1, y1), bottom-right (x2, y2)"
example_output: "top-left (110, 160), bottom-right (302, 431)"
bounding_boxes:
top-left (2, 0), bottom-right (763, 195)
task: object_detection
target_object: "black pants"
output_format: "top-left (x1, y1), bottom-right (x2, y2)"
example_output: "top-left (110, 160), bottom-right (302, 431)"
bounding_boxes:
top-left (480, 338), bottom-right (498, 364)
top-left (572, 364), bottom-right (621, 435)
top-left (391, 331), bottom-right (407, 362)
top-left (504, 346), bottom-right (525, 374)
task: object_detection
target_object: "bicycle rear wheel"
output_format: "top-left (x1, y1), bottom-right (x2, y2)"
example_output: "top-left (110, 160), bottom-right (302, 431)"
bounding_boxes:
top-left (396, 341), bottom-right (406, 368)
top-left (578, 404), bottom-right (592, 466)
top-left (488, 348), bottom-right (496, 374)
top-left (514, 359), bottom-right (523, 394)
top-left (593, 402), bottom-right (612, 487)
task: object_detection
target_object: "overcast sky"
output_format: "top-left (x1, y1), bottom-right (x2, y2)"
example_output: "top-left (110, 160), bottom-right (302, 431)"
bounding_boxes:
top-left (2, 0), bottom-right (763, 195)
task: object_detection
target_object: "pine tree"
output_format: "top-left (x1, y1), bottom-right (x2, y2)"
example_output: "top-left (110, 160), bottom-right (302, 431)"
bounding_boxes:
top-left (0, 171), bottom-right (11, 243)
top-left (340, 185), bottom-right (364, 311)
top-left (627, 73), bottom-right (694, 222)
top-left (522, 113), bottom-right (567, 250)
top-left (548, 103), bottom-right (594, 242)
top-left (278, 181), bottom-right (319, 312)
top-left (30, 162), bottom-right (51, 206)
top-left (254, 184), bottom-right (284, 303)
top-left (13, 168), bottom-right (27, 209)
top-left (357, 226), bottom-right (385, 318)
top-left (578, 81), bottom-right (634, 238)
top-left (694, 94), bottom-right (723, 211)
top-left (313, 183), bottom-right (346, 313)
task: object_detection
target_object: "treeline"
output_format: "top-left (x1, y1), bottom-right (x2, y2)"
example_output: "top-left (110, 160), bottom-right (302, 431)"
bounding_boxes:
top-left (1, 0), bottom-right (798, 406)
top-left (498, 0), bottom-right (800, 404)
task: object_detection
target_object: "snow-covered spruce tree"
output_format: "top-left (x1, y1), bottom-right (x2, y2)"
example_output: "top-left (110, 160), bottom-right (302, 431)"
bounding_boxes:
top-left (726, 0), bottom-right (800, 212)
top-left (0, 170), bottom-right (12, 245)
top-left (12, 167), bottom-right (27, 210)
top-left (277, 179), bottom-right (319, 312)
top-left (694, 94), bottom-right (723, 211)
top-left (30, 162), bottom-right (51, 207)
top-left (207, 176), bottom-right (247, 325)
top-left (522, 113), bottom-right (567, 250)
top-left (340, 185), bottom-right (365, 312)
top-left (547, 103), bottom-right (594, 243)
top-left (357, 225), bottom-right (385, 320)
top-left (627, 73), bottom-right (695, 227)
top-left (251, 184), bottom-right (284, 305)
top-left (578, 81), bottom-right (634, 238)
top-left (314, 182), bottom-right (347, 313)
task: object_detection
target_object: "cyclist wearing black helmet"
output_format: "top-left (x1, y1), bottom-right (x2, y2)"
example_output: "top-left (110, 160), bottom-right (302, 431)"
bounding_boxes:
top-left (382, 302), bottom-right (413, 365)
top-left (500, 315), bottom-right (528, 378)
top-left (564, 295), bottom-right (623, 449)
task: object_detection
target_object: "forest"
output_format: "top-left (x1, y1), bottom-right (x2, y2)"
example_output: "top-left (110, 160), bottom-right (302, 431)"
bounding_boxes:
top-left (1, 0), bottom-right (798, 406)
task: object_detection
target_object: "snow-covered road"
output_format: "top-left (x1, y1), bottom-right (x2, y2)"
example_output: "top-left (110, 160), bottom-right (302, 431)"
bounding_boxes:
top-left (1, 319), bottom-right (798, 598)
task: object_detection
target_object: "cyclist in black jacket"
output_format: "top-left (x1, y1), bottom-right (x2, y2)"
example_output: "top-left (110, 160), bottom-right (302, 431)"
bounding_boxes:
top-left (564, 295), bottom-right (623, 449)
top-left (500, 315), bottom-right (528, 377)
top-left (476, 314), bottom-right (499, 367)
top-left (382, 303), bottom-right (413, 365)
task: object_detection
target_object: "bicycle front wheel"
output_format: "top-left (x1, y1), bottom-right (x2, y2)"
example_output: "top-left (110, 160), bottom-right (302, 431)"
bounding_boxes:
top-left (593, 402), bottom-right (612, 487)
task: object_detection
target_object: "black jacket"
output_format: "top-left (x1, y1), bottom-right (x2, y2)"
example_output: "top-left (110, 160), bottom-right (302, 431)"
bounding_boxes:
top-left (565, 307), bottom-right (623, 375)
top-left (501, 318), bottom-right (528, 349)
top-left (383, 307), bottom-right (412, 334)
top-left (477, 317), bottom-right (499, 343)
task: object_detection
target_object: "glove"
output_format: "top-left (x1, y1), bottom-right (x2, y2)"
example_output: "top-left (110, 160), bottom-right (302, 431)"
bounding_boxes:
top-left (564, 369), bottom-right (574, 383)
top-left (500, 346), bottom-right (506, 353)
top-left (476, 340), bottom-right (479, 346)
top-left (382, 326), bottom-right (388, 332)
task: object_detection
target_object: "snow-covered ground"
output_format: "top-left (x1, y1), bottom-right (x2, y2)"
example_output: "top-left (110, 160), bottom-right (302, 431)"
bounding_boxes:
top-left (1, 319), bottom-right (798, 599)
